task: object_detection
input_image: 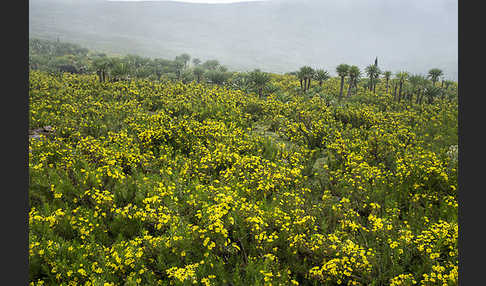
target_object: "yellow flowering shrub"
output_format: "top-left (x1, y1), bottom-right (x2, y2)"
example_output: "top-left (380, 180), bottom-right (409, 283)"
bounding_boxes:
top-left (29, 70), bottom-right (457, 285)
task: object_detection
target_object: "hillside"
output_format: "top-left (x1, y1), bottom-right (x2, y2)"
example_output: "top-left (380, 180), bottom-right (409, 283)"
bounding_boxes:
top-left (29, 66), bottom-right (458, 284)
top-left (29, 0), bottom-right (458, 79)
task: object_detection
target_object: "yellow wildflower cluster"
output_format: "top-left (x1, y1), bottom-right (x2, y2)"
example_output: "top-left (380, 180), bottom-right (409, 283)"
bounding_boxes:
top-left (29, 70), bottom-right (457, 285)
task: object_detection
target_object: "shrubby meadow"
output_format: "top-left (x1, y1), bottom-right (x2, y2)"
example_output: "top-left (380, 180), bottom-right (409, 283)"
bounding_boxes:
top-left (29, 40), bottom-right (457, 286)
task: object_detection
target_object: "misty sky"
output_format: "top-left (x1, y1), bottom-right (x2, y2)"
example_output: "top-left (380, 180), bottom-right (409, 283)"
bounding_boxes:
top-left (30, 0), bottom-right (458, 79)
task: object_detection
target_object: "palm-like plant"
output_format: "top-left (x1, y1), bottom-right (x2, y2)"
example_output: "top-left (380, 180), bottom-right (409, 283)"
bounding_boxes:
top-left (296, 69), bottom-right (305, 91)
top-left (395, 72), bottom-right (409, 102)
top-left (91, 56), bottom-right (111, 83)
top-left (428, 68), bottom-right (443, 86)
top-left (173, 59), bottom-right (185, 80)
top-left (218, 65), bottom-right (228, 73)
top-left (192, 58), bottom-right (201, 66)
top-left (365, 64), bottom-right (381, 93)
top-left (391, 78), bottom-right (398, 100)
top-left (298, 66), bottom-right (315, 92)
top-left (443, 80), bottom-right (453, 91)
top-left (202, 60), bottom-right (220, 70)
top-left (336, 64), bottom-right (350, 99)
top-left (193, 66), bottom-right (205, 83)
top-left (314, 69), bottom-right (330, 87)
top-left (441, 80), bottom-right (456, 100)
top-left (415, 75), bottom-right (427, 104)
top-left (125, 54), bottom-right (149, 72)
top-left (205, 69), bottom-right (229, 85)
top-left (347, 65), bottom-right (361, 97)
top-left (109, 58), bottom-right (131, 82)
top-left (248, 69), bottom-right (271, 98)
top-left (408, 74), bottom-right (423, 103)
top-left (175, 53), bottom-right (191, 69)
top-left (383, 71), bottom-right (392, 94)
top-left (423, 84), bottom-right (441, 104)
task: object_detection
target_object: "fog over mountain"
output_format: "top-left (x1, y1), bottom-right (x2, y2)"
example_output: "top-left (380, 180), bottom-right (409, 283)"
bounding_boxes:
top-left (29, 0), bottom-right (458, 79)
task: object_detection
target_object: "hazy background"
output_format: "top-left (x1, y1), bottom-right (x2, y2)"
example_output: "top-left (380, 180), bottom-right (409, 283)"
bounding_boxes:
top-left (29, 0), bottom-right (458, 79)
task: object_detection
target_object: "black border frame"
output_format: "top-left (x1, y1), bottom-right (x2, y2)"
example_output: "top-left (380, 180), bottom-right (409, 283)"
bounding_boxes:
top-left (4, 0), bottom-right (29, 284)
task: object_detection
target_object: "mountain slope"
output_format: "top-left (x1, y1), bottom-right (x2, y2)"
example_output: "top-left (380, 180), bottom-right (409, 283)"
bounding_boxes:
top-left (29, 0), bottom-right (458, 78)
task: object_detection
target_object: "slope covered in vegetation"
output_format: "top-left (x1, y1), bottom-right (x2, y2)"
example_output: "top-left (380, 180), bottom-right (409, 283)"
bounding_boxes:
top-left (29, 62), bottom-right (457, 285)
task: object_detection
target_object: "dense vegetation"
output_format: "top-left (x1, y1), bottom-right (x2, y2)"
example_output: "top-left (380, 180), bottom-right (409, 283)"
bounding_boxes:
top-left (29, 38), bottom-right (232, 84)
top-left (29, 40), bottom-right (458, 286)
